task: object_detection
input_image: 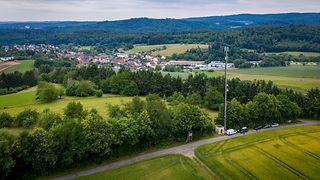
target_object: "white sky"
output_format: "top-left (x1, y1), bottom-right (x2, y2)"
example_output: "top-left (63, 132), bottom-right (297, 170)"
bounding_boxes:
top-left (0, 0), bottom-right (319, 21)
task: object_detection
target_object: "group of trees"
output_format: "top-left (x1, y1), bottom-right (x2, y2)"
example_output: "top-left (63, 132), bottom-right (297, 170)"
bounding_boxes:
top-left (0, 95), bottom-right (213, 178)
top-left (216, 93), bottom-right (301, 129)
top-left (0, 70), bottom-right (37, 95)
top-left (36, 82), bottom-right (64, 102)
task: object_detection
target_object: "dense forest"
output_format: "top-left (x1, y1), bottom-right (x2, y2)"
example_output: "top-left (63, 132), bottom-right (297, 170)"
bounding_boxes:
top-left (1, 25), bottom-right (320, 53)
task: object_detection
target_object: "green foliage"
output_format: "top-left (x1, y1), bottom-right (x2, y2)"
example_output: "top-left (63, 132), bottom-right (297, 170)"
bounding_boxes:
top-left (15, 109), bottom-right (39, 128)
top-left (0, 112), bottom-right (14, 128)
top-left (204, 87), bottom-right (224, 110)
top-left (125, 96), bottom-right (145, 115)
top-left (66, 80), bottom-right (97, 97)
top-left (277, 94), bottom-right (301, 121)
top-left (253, 93), bottom-right (281, 124)
top-left (186, 92), bottom-right (203, 106)
top-left (36, 82), bottom-right (59, 102)
top-left (171, 103), bottom-right (210, 137)
top-left (0, 130), bottom-right (15, 178)
top-left (95, 89), bottom-right (103, 97)
top-left (304, 88), bottom-right (320, 119)
top-left (170, 92), bottom-right (186, 105)
top-left (38, 111), bottom-right (62, 131)
top-left (81, 114), bottom-right (115, 158)
top-left (64, 101), bottom-right (84, 119)
top-left (121, 81), bottom-right (139, 96)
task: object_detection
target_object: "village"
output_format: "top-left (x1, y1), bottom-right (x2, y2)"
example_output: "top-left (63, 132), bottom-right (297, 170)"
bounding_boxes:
top-left (0, 44), bottom-right (235, 71)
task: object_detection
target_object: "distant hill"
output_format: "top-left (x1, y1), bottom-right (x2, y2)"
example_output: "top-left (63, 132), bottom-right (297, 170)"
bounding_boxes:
top-left (0, 13), bottom-right (319, 31)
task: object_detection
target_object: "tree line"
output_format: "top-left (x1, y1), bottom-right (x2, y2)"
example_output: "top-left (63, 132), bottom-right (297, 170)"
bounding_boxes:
top-left (0, 95), bottom-right (213, 178)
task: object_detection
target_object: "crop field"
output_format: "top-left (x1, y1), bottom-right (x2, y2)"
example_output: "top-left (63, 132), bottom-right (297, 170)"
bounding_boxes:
top-left (196, 125), bottom-right (320, 180)
top-left (125, 44), bottom-right (208, 56)
top-left (76, 154), bottom-right (213, 180)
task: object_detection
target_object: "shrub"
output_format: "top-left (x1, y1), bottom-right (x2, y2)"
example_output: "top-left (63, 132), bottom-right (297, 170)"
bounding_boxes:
top-left (0, 112), bottom-right (14, 128)
top-left (15, 109), bottom-right (39, 128)
top-left (95, 89), bottom-right (103, 97)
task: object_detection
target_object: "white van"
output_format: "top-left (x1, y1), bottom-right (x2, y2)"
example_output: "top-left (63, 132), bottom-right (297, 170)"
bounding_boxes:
top-left (226, 129), bottom-right (237, 135)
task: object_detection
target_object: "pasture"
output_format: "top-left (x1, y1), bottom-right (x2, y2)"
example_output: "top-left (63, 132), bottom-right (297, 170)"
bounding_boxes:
top-left (0, 86), bottom-right (218, 119)
top-left (124, 44), bottom-right (208, 56)
top-left (0, 60), bottom-right (34, 73)
top-left (0, 87), bottom-right (133, 117)
top-left (76, 154), bottom-right (213, 180)
top-left (196, 125), bottom-right (320, 179)
top-left (206, 65), bottom-right (320, 92)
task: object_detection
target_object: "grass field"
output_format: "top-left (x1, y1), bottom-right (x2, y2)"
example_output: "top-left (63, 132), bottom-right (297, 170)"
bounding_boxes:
top-left (196, 125), bottom-right (320, 179)
top-left (0, 87), bottom-right (133, 117)
top-left (0, 60), bottom-right (34, 73)
top-left (124, 44), bottom-right (208, 56)
top-left (202, 65), bottom-right (320, 92)
top-left (76, 154), bottom-right (213, 180)
top-left (267, 51), bottom-right (320, 57)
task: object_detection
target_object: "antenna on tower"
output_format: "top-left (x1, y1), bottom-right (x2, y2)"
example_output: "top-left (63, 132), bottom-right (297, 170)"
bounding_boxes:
top-left (224, 46), bottom-right (229, 131)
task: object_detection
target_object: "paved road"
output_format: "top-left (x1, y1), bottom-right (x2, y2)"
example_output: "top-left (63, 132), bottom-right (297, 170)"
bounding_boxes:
top-left (53, 120), bottom-right (320, 180)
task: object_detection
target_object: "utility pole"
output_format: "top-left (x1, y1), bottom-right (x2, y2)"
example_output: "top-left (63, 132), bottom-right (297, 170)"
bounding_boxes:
top-left (224, 46), bottom-right (229, 131)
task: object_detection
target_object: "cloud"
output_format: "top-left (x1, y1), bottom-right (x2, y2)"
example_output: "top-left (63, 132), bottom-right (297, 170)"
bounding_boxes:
top-left (0, 0), bottom-right (319, 21)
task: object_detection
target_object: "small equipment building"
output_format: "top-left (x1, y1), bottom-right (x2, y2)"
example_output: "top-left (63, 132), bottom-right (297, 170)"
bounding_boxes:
top-left (215, 125), bottom-right (225, 134)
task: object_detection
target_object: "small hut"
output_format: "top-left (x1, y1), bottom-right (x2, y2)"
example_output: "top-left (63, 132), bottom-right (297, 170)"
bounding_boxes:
top-left (215, 125), bottom-right (224, 134)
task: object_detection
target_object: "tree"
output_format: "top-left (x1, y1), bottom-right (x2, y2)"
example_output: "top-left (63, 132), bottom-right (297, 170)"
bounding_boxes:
top-left (0, 130), bottom-right (15, 178)
top-left (0, 112), bottom-right (14, 128)
top-left (225, 98), bottom-right (246, 129)
top-left (136, 111), bottom-right (155, 146)
top-left (253, 93), bottom-right (281, 124)
top-left (125, 96), bottom-right (145, 115)
top-left (245, 101), bottom-right (259, 127)
top-left (170, 91), bottom-right (186, 105)
top-left (66, 80), bottom-right (97, 97)
top-left (304, 88), bottom-right (320, 119)
top-left (204, 87), bottom-right (224, 110)
top-left (64, 101), bottom-right (84, 119)
top-left (122, 81), bottom-right (139, 96)
top-left (81, 114), bottom-right (115, 159)
top-left (36, 82), bottom-right (59, 103)
top-left (186, 92), bottom-right (203, 106)
top-left (15, 109), bottom-right (39, 128)
top-left (277, 95), bottom-right (301, 121)
top-left (171, 103), bottom-right (210, 138)
top-left (38, 111), bottom-right (62, 131)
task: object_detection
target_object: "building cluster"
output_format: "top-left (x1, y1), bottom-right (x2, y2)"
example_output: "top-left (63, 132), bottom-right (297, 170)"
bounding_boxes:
top-left (1, 44), bottom-right (234, 70)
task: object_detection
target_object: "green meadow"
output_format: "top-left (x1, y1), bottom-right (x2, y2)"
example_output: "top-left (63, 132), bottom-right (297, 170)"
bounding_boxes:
top-left (16, 60), bottom-right (35, 73)
top-left (124, 44), bottom-right (208, 56)
top-left (202, 65), bottom-right (320, 92)
top-left (76, 154), bottom-right (213, 180)
top-left (196, 125), bottom-right (320, 179)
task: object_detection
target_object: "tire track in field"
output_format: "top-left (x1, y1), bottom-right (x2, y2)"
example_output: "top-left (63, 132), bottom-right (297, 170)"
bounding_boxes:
top-left (278, 134), bottom-right (320, 161)
top-left (254, 146), bottom-right (310, 179)
top-left (205, 139), bottom-right (228, 155)
top-left (224, 153), bottom-right (258, 180)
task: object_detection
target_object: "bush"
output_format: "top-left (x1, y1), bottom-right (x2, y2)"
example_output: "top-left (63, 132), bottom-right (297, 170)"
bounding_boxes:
top-left (36, 82), bottom-right (59, 103)
top-left (0, 112), bottom-right (14, 128)
top-left (64, 101), bottom-right (85, 119)
top-left (15, 109), bottom-right (39, 128)
top-left (95, 89), bottom-right (103, 97)
top-left (38, 111), bottom-right (62, 130)
top-left (66, 80), bottom-right (97, 97)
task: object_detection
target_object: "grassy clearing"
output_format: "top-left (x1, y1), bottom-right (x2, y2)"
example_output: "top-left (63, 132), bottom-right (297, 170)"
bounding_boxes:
top-left (125, 44), bottom-right (208, 56)
top-left (0, 60), bottom-right (34, 73)
top-left (76, 154), bottom-right (213, 180)
top-left (16, 60), bottom-right (35, 73)
top-left (196, 125), bottom-right (320, 179)
top-left (0, 87), bottom-right (133, 117)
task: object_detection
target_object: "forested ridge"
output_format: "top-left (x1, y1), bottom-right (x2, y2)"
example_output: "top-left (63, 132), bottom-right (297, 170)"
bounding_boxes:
top-left (1, 25), bottom-right (320, 53)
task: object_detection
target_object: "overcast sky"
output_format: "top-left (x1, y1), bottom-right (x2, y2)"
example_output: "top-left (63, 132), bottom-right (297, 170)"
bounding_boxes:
top-left (0, 0), bottom-right (319, 21)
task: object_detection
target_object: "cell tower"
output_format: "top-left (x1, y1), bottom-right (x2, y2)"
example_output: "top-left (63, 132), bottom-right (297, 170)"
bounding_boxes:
top-left (224, 46), bottom-right (229, 131)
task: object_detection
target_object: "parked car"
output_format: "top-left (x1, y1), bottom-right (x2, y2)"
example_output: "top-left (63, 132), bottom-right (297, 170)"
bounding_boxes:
top-left (239, 127), bottom-right (248, 134)
top-left (226, 129), bottom-right (237, 135)
top-left (288, 120), bottom-right (293, 123)
top-left (254, 125), bottom-right (263, 131)
top-left (271, 123), bottom-right (279, 127)
top-left (263, 124), bottom-right (271, 129)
